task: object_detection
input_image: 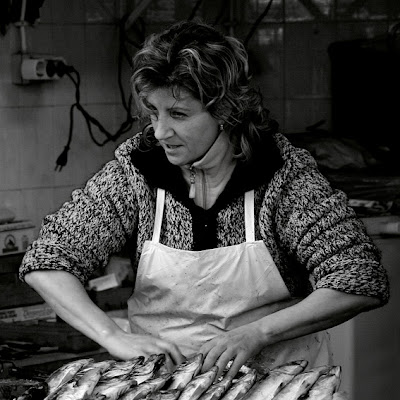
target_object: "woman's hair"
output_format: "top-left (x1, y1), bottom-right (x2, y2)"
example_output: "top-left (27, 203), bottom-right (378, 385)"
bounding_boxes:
top-left (131, 20), bottom-right (278, 161)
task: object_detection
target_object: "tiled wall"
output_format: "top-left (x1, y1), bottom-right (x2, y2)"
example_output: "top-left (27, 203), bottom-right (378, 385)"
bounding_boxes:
top-left (0, 1), bottom-right (134, 232)
top-left (0, 0), bottom-right (399, 233)
top-left (238, 0), bottom-right (400, 133)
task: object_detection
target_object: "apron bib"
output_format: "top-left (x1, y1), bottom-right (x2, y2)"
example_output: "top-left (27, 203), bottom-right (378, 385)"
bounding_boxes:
top-left (128, 189), bottom-right (333, 373)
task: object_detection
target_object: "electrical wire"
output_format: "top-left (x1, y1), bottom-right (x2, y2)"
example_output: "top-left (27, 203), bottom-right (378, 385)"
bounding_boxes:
top-left (54, 13), bottom-right (142, 171)
top-left (187, 0), bottom-right (204, 21)
top-left (243, 0), bottom-right (274, 48)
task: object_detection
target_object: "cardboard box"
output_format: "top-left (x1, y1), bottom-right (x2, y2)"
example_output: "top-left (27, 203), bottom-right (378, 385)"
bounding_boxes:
top-left (0, 221), bottom-right (35, 256)
top-left (0, 303), bottom-right (56, 323)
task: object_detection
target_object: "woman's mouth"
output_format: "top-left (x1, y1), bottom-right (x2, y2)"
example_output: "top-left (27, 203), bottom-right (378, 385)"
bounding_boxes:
top-left (165, 144), bottom-right (180, 149)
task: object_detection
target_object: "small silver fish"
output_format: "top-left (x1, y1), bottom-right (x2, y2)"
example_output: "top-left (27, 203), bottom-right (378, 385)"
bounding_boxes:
top-left (166, 354), bottom-right (203, 390)
top-left (119, 373), bottom-right (172, 400)
top-left (271, 366), bottom-right (331, 400)
top-left (305, 366), bottom-right (341, 400)
top-left (145, 389), bottom-right (181, 400)
top-left (221, 369), bottom-right (257, 400)
top-left (242, 360), bottom-right (308, 400)
top-left (130, 354), bottom-right (166, 385)
top-left (178, 366), bottom-right (219, 400)
top-left (54, 367), bottom-right (103, 400)
top-left (100, 357), bottom-right (144, 381)
top-left (45, 358), bottom-right (93, 397)
top-left (198, 375), bottom-right (233, 400)
top-left (78, 360), bottom-right (116, 376)
top-left (91, 379), bottom-right (134, 400)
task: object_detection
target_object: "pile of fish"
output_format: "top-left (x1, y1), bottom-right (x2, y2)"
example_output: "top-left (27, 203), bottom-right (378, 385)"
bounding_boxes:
top-left (15, 354), bottom-right (348, 400)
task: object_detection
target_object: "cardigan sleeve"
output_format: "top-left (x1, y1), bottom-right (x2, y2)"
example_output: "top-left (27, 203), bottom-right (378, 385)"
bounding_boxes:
top-left (275, 150), bottom-right (390, 305)
top-left (19, 159), bottom-right (139, 285)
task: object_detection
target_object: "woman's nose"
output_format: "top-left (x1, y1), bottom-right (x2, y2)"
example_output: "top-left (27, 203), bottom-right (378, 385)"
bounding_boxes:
top-left (153, 117), bottom-right (174, 140)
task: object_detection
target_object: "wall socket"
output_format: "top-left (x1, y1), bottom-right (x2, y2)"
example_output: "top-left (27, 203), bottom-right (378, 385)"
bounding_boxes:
top-left (12, 53), bottom-right (67, 85)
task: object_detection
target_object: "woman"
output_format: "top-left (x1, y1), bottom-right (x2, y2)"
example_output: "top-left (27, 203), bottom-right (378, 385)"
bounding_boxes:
top-left (20, 20), bottom-right (389, 378)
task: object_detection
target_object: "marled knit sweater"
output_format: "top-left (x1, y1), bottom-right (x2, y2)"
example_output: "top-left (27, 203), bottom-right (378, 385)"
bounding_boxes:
top-left (19, 133), bottom-right (389, 303)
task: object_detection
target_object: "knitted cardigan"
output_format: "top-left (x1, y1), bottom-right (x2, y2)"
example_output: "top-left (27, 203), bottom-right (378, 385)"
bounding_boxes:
top-left (19, 133), bottom-right (389, 303)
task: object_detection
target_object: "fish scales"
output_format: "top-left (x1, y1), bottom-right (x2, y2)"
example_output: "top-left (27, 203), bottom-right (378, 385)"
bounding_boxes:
top-left (145, 389), bottom-right (181, 400)
top-left (45, 358), bottom-right (93, 398)
top-left (198, 376), bottom-right (233, 400)
top-left (130, 354), bottom-right (166, 385)
top-left (166, 354), bottom-right (203, 390)
top-left (271, 366), bottom-right (331, 400)
top-left (119, 373), bottom-right (172, 400)
top-left (220, 369), bottom-right (257, 400)
top-left (91, 379), bottom-right (134, 400)
top-left (305, 366), bottom-right (341, 400)
top-left (100, 357), bottom-right (144, 382)
top-left (178, 366), bottom-right (219, 400)
top-left (241, 360), bottom-right (308, 400)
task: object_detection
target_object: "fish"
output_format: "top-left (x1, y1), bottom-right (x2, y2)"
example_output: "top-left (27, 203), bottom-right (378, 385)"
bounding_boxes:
top-left (166, 354), bottom-right (203, 390)
top-left (100, 357), bottom-right (144, 381)
top-left (242, 360), bottom-right (308, 400)
top-left (51, 367), bottom-right (104, 400)
top-left (91, 379), bottom-right (134, 400)
top-left (220, 369), bottom-right (257, 400)
top-left (78, 360), bottom-right (116, 376)
top-left (45, 358), bottom-right (93, 397)
top-left (130, 354), bottom-right (166, 385)
top-left (271, 366), bottom-right (331, 400)
top-left (118, 373), bottom-right (172, 400)
top-left (197, 376), bottom-right (233, 400)
top-left (144, 389), bottom-right (181, 400)
top-left (178, 366), bottom-right (219, 400)
top-left (305, 366), bottom-right (341, 400)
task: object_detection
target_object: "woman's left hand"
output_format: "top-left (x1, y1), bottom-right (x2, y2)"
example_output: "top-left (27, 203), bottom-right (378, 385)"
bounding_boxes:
top-left (198, 321), bottom-right (266, 379)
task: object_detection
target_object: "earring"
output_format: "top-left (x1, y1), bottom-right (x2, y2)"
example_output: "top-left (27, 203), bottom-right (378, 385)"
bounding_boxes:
top-left (219, 123), bottom-right (224, 132)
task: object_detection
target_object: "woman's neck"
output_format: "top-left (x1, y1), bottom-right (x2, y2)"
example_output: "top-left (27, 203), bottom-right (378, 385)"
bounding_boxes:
top-left (181, 131), bottom-right (236, 209)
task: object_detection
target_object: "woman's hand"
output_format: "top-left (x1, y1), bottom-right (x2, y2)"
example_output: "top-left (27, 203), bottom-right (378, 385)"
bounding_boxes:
top-left (199, 321), bottom-right (265, 380)
top-left (24, 271), bottom-right (186, 371)
top-left (102, 330), bottom-right (186, 372)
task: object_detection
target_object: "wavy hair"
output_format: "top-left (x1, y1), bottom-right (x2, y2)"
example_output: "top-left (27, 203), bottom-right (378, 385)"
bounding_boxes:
top-left (131, 20), bottom-right (278, 161)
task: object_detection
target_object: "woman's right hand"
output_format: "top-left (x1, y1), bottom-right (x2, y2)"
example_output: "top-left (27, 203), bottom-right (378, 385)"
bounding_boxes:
top-left (102, 330), bottom-right (186, 371)
top-left (24, 271), bottom-right (185, 371)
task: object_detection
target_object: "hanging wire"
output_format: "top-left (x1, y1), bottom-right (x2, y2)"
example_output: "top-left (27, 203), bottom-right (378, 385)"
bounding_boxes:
top-left (243, 0), bottom-right (274, 48)
top-left (187, 0), bottom-right (204, 21)
top-left (54, 13), bottom-right (142, 171)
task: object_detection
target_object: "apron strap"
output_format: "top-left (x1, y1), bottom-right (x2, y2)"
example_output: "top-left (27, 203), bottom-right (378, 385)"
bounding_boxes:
top-left (245, 190), bottom-right (255, 242)
top-left (153, 188), bottom-right (255, 243)
top-left (152, 188), bottom-right (165, 243)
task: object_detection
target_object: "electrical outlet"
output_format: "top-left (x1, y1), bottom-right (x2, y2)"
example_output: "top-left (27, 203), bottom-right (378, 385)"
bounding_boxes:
top-left (12, 53), bottom-right (67, 85)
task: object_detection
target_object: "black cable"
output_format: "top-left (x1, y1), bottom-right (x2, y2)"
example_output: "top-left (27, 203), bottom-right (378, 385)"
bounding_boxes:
top-left (54, 66), bottom-right (138, 171)
top-left (54, 12), bottom-right (144, 171)
top-left (187, 0), bottom-right (204, 21)
top-left (243, 0), bottom-right (274, 48)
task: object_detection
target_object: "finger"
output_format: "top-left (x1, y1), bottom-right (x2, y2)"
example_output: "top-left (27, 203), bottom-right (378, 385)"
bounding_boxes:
top-left (155, 339), bottom-right (185, 367)
top-left (224, 353), bottom-right (248, 380)
top-left (201, 345), bottom-right (226, 373)
top-left (214, 351), bottom-right (235, 381)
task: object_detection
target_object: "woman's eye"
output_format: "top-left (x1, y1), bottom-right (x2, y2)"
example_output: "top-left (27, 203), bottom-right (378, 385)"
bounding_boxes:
top-left (170, 111), bottom-right (186, 118)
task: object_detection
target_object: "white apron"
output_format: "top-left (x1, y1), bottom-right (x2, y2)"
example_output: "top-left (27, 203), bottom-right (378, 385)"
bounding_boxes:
top-left (128, 189), bottom-right (333, 373)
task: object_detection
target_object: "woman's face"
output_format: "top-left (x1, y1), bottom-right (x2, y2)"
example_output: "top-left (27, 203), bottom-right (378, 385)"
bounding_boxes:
top-left (145, 87), bottom-right (220, 167)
